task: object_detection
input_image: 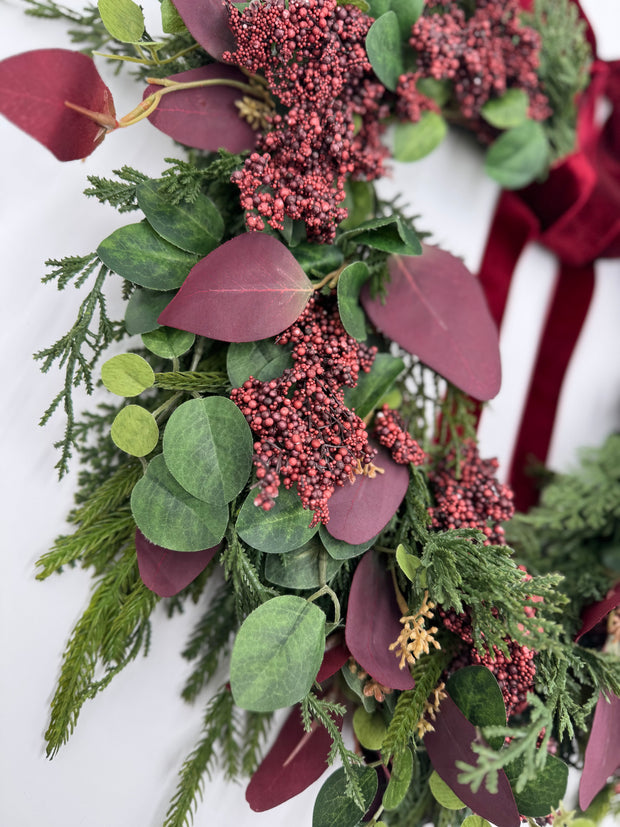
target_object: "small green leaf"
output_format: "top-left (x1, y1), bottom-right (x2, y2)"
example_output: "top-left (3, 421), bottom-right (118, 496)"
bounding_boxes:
top-left (237, 485), bottom-right (319, 553)
top-left (460, 817), bottom-right (492, 827)
top-left (344, 352), bottom-right (406, 419)
top-left (353, 707), bottom-right (387, 751)
top-left (313, 766), bottom-right (378, 827)
top-left (390, 0), bottom-right (423, 38)
top-left (161, 0), bottom-right (187, 33)
top-left (97, 221), bottom-right (199, 291)
top-left (383, 746), bottom-right (413, 810)
top-left (505, 754), bottom-right (569, 817)
top-left (293, 242), bottom-right (344, 276)
top-left (484, 121), bottom-right (550, 189)
top-left (445, 665), bottom-right (506, 750)
top-left (125, 288), bottom-right (177, 335)
top-left (101, 353), bottom-right (154, 397)
top-left (98, 0), bottom-right (144, 42)
top-left (131, 454), bottom-right (228, 551)
top-left (264, 537), bottom-right (343, 589)
top-left (396, 544), bottom-right (422, 581)
top-left (429, 770), bottom-right (466, 810)
top-left (162, 397), bottom-right (253, 504)
top-left (339, 216), bottom-right (421, 256)
top-left (393, 112), bottom-right (447, 162)
top-left (481, 89), bottom-right (529, 129)
top-left (227, 338), bottom-right (293, 387)
top-left (340, 180), bottom-right (375, 230)
top-left (141, 327), bottom-right (195, 359)
top-left (366, 12), bottom-right (404, 92)
top-left (111, 405), bottom-right (159, 457)
top-left (319, 524), bottom-right (376, 560)
top-left (366, 0), bottom-right (390, 19)
top-left (136, 179), bottom-right (224, 256)
top-left (337, 261), bottom-right (370, 341)
top-left (230, 595), bottom-right (326, 711)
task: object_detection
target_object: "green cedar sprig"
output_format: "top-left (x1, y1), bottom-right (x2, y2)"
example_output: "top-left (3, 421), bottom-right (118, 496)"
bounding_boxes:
top-left (154, 371), bottom-right (231, 394)
top-left (84, 166), bottom-right (149, 213)
top-left (221, 527), bottom-right (277, 620)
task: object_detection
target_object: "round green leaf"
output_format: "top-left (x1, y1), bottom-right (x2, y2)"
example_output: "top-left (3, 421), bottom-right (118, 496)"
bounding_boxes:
top-left (393, 112), bottom-right (447, 162)
top-left (460, 817), bottom-right (492, 827)
top-left (366, 12), bottom-right (403, 91)
top-left (445, 665), bottom-right (506, 750)
top-left (383, 746), bottom-right (413, 811)
top-left (125, 288), bottom-right (177, 335)
top-left (230, 595), bottom-right (326, 711)
top-left (161, 0), bottom-right (188, 34)
top-left (353, 707), bottom-right (386, 751)
top-left (237, 484), bottom-right (319, 553)
top-left (429, 770), bottom-right (466, 810)
top-left (506, 754), bottom-right (569, 818)
top-left (337, 261), bottom-right (370, 341)
top-left (98, 0), bottom-right (144, 42)
top-left (141, 327), bottom-right (195, 358)
top-left (319, 524), bottom-right (376, 560)
top-left (131, 454), bottom-right (228, 551)
top-left (390, 0), bottom-right (423, 36)
top-left (111, 405), bottom-right (159, 457)
top-left (264, 538), bottom-right (343, 589)
top-left (313, 766), bottom-right (378, 827)
top-left (101, 353), bottom-right (154, 397)
top-left (396, 544), bottom-right (422, 582)
top-left (227, 338), bottom-right (293, 388)
top-left (293, 242), bottom-right (345, 276)
top-left (481, 89), bottom-right (529, 129)
top-left (484, 121), bottom-right (550, 189)
top-left (344, 352), bottom-right (405, 419)
top-left (162, 397), bottom-right (253, 505)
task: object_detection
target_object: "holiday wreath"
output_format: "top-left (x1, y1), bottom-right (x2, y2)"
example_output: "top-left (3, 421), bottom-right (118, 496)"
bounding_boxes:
top-left (1, 1), bottom-right (619, 826)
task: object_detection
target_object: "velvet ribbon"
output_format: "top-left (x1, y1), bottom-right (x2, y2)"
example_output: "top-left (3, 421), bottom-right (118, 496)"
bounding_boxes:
top-left (477, 3), bottom-right (620, 510)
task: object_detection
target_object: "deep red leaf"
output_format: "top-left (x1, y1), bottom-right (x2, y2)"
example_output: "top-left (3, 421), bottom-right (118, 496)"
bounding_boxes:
top-left (345, 551), bottom-right (414, 691)
top-left (145, 65), bottom-right (257, 153)
top-left (576, 583), bottom-right (620, 641)
top-left (316, 638), bottom-right (349, 683)
top-left (172, 0), bottom-right (236, 61)
top-left (425, 696), bottom-right (520, 827)
top-left (135, 529), bottom-right (219, 597)
top-left (361, 244), bottom-right (501, 401)
top-left (158, 233), bottom-right (313, 342)
top-left (246, 704), bottom-right (338, 811)
top-left (579, 690), bottom-right (620, 810)
top-left (326, 444), bottom-right (409, 545)
top-left (0, 49), bottom-right (114, 161)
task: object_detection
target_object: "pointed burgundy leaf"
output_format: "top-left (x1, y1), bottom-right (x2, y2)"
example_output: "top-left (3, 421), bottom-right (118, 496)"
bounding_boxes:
top-left (361, 244), bottom-right (501, 401)
top-left (172, 0), bottom-right (236, 61)
top-left (576, 583), bottom-right (620, 641)
top-left (425, 695), bottom-right (520, 827)
top-left (345, 551), bottom-right (414, 691)
top-left (326, 444), bottom-right (409, 545)
top-left (145, 65), bottom-right (257, 153)
top-left (316, 638), bottom-right (349, 683)
top-left (0, 49), bottom-right (114, 161)
top-left (246, 704), bottom-right (339, 811)
top-left (158, 233), bottom-right (313, 342)
top-left (135, 529), bottom-right (220, 597)
top-left (580, 691), bottom-right (620, 810)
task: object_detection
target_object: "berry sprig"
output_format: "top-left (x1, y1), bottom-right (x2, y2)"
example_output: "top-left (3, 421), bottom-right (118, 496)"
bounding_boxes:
top-left (374, 404), bottom-right (427, 466)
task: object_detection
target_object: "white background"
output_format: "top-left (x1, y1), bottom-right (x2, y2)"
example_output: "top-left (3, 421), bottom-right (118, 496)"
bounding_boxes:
top-left (1, 1), bottom-right (619, 825)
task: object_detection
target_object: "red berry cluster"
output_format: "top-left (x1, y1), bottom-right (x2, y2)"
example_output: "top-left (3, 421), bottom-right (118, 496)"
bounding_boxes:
top-left (231, 291), bottom-right (377, 525)
top-left (427, 439), bottom-right (514, 545)
top-left (397, 0), bottom-right (550, 139)
top-left (224, 0), bottom-right (389, 242)
top-left (373, 404), bottom-right (426, 466)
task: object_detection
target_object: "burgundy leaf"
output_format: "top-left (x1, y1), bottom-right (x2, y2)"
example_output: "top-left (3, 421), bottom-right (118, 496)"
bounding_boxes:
top-left (361, 244), bottom-right (501, 401)
top-left (135, 529), bottom-right (219, 597)
top-left (425, 696), bottom-right (520, 827)
top-left (579, 691), bottom-right (620, 810)
top-left (0, 49), bottom-right (114, 161)
top-left (246, 704), bottom-right (338, 811)
top-left (576, 583), bottom-right (620, 641)
top-left (345, 551), bottom-right (414, 691)
top-left (145, 65), bottom-right (257, 153)
top-left (172, 0), bottom-right (236, 61)
top-left (158, 233), bottom-right (313, 342)
top-left (316, 639), bottom-right (349, 683)
top-left (326, 444), bottom-right (409, 545)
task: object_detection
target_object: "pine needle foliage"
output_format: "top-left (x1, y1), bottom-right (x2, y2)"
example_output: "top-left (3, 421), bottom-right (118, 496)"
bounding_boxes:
top-left (159, 152), bottom-right (246, 205)
top-left (154, 371), bottom-right (231, 394)
top-left (221, 528), bottom-right (277, 620)
top-left (84, 167), bottom-right (149, 212)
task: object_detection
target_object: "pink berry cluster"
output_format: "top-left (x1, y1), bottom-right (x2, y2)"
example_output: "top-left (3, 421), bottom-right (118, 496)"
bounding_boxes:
top-left (397, 0), bottom-right (550, 138)
top-left (231, 291), bottom-right (377, 525)
top-left (373, 404), bottom-right (426, 466)
top-left (427, 439), bottom-right (514, 545)
top-left (224, 0), bottom-right (389, 242)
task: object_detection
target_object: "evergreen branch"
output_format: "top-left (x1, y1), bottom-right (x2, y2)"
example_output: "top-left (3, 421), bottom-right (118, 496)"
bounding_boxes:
top-left (69, 461), bottom-right (143, 530)
top-left (221, 529), bottom-right (277, 620)
top-left (84, 166), bottom-right (149, 212)
top-left (241, 711), bottom-right (273, 776)
top-left (154, 371), bottom-right (231, 394)
top-left (159, 152), bottom-right (245, 205)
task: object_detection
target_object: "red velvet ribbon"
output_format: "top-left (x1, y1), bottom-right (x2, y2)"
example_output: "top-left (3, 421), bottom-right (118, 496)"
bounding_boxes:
top-left (478, 5), bottom-right (620, 510)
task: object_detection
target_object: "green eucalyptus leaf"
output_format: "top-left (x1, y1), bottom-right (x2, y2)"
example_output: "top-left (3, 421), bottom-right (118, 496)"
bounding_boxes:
top-left (124, 288), bottom-right (177, 335)
top-left (353, 707), bottom-right (386, 751)
top-left (416, 77), bottom-right (452, 107)
top-left (505, 754), bottom-right (568, 817)
top-left (293, 242), bottom-right (344, 276)
top-left (445, 665), bottom-right (506, 750)
top-left (460, 816), bottom-right (492, 827)
top-left (340, 180), bottom-right (375, 230)
top-left (484, 121), bottom-right (550, 189)
top-left (390, 0), bottom-right (424, 38)
top-left (383, 746), bottom-right (413, 810)
top-left (341, 663), bottom-right (376, 713)
top-left (227, 338), bottom-right (293, 387)
top-left (97, 0), bottom-right (144, 42)
top-left (136, 179), bottom-right (224, 256)
top-left (339, 216), bottom-right (421, 256)
top-left (393, 112), bottom-right (447, 162)
top-left (230, 595), bottom-right (326, 711)
top-left (237, 485), bottom-right (319, 553)
top-left (344, 352), bottom-right (406, 419)
top-left (101, 353), bottom-right (154, 397)
top-left (396, 543), bottom-right (422, 581)
top-left (337, 261), bottom-right (370, 341)
top-left (161, 0), bottom-right (187, 33)
top-left (131, 454), bottom-right (228, 551)
top-left (481, 89), bottom-right (529, 129)
top-left (162, 397), bottom-right (253, 504)
top-left (429, 770), bottom-right (466, 810)
top-left (141, 327), bottom-right (195, 359)
top-left (319, 524), bottom-right (376, 560)
top-left (264, 537), bottom-right (343, 588)
top-left (313, 766), bottom-right (378, 827)
top-left (97, 221), bottom-right (199, 291)
top-left (366, 12), bottom-right (403, 92)
top-left (367, 0), bottom-right (390, 17)
top-left (111, 405), bottom-right (159, 457)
